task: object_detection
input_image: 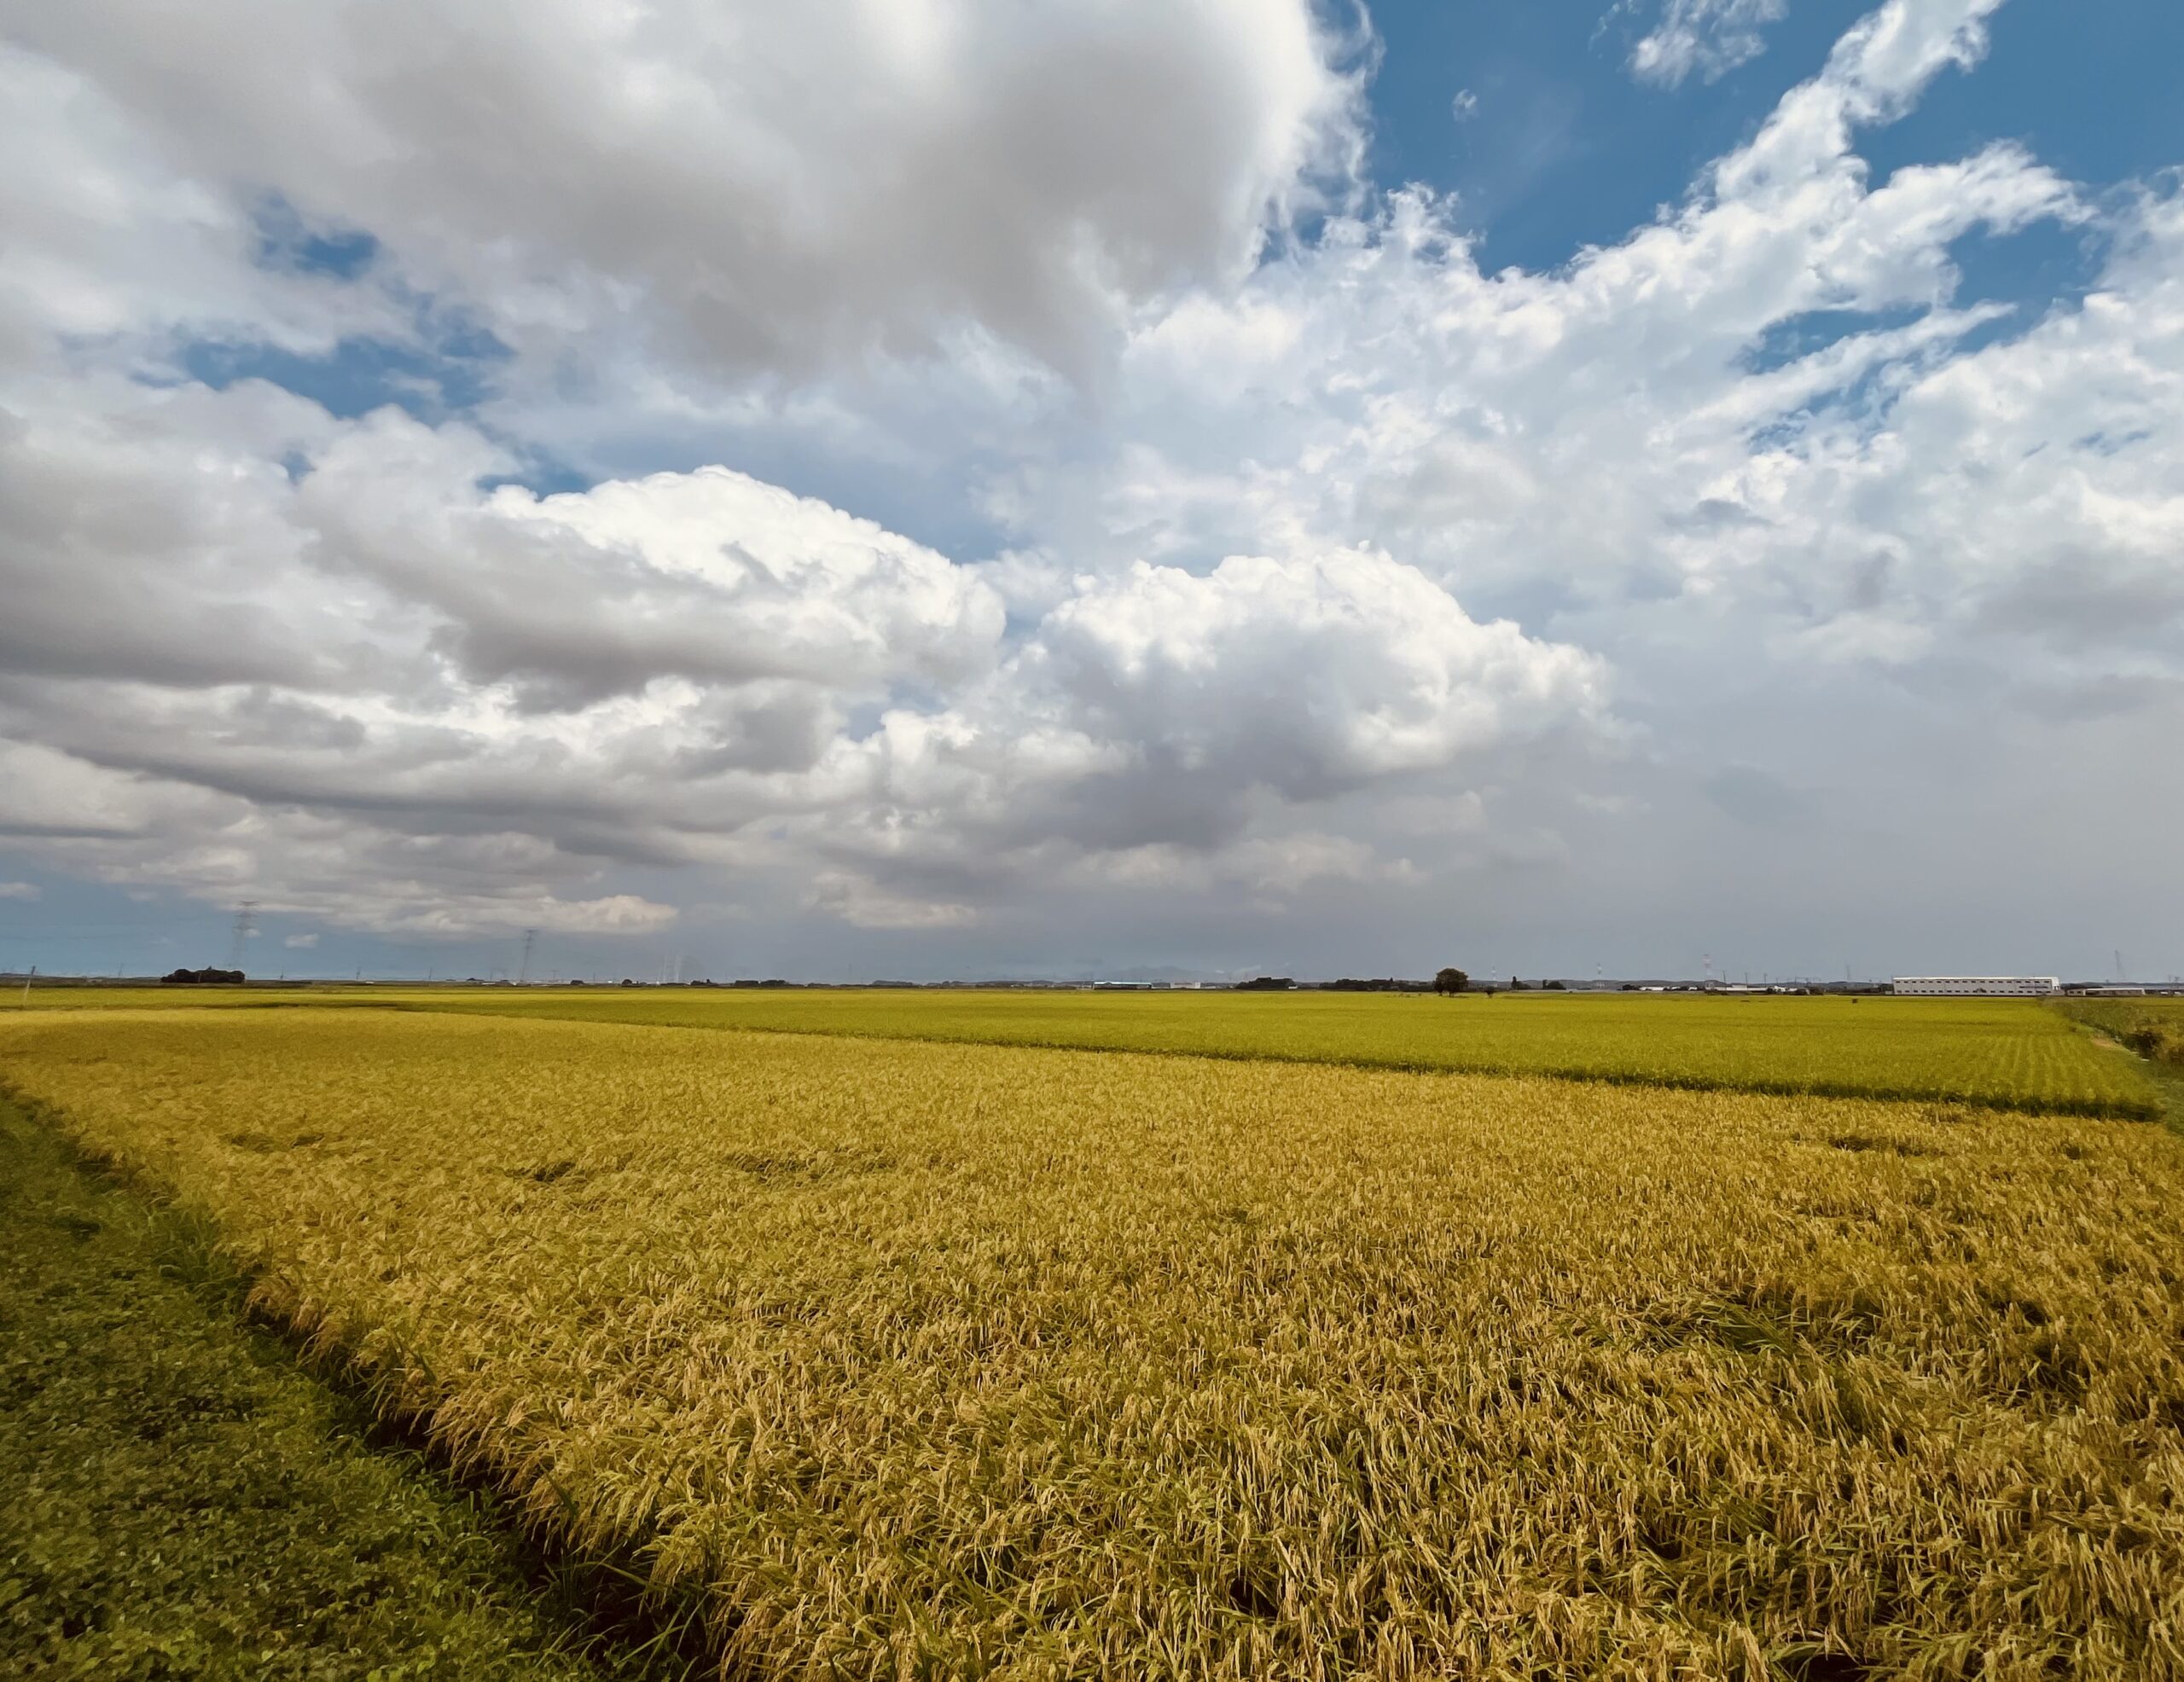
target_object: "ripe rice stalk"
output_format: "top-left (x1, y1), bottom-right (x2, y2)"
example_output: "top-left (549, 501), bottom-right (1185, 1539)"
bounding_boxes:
top-left (2, 1006), bottom-right (2180, 1679)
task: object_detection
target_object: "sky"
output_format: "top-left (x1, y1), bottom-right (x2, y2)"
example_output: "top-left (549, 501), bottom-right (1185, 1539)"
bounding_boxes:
top-left (0, 0), bottom-right (2179, 985)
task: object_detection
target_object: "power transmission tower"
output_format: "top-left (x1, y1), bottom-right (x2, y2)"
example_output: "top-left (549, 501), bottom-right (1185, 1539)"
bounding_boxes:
top-left (225, 902), bottom-right (257, 972)
top-left (518, 928), bottom-right (537, 986)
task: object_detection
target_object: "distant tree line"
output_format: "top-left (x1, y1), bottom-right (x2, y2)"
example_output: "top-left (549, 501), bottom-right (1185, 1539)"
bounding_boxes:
top-left (1243, 970), bottom-right (1490, 995)
top-left (162, 967), bottom-right (245, 985)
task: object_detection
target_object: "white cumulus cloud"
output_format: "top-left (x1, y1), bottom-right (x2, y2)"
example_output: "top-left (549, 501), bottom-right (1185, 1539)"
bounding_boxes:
top-left (1, 0), bottom-right (1367, 381)
top-left (0, 0), bottom-right (2176, 972)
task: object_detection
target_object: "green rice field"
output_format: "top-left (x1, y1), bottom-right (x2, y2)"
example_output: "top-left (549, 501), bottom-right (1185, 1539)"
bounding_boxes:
top-left (13, 985), bottom-right (2162, 1116)
top-left (396, 987), bottom-right (2162, 1117)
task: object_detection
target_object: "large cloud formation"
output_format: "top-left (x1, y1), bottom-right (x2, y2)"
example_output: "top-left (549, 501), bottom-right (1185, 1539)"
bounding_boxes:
top-left (1, 0), bottom-right (1364, 380)
top-left (0, 0), bottom-right (2177, 969)
top-left (0, 376), bottom-right (1600, 931)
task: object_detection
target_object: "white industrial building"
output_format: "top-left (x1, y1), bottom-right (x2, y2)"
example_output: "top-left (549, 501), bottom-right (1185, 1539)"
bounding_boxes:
top-left (1891, 976), bottom-right (2059, 996)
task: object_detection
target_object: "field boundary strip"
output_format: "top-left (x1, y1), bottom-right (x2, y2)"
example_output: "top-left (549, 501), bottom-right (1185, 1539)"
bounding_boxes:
top-left (0, 1087), bottom-right (713, 1681)
top-left (2054, 1001), bottom-right (2184, 1133)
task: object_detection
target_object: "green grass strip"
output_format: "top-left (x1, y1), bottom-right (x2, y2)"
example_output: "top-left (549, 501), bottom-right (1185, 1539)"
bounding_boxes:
top-left (0, 1096), bottom-right (687, 1682)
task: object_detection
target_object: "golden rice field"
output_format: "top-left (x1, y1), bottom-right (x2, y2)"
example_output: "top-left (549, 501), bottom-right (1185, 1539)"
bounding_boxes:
top-left (3, 1006), bottom-right (2181, 1679)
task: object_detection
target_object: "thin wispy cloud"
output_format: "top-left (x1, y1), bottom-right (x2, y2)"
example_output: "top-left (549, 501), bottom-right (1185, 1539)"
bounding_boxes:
top-left (1626, 0), bottom-right (1789, 86)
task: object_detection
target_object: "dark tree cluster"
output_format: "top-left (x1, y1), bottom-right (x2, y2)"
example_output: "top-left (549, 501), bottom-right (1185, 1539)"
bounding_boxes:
top-left (161, 967), bottom-right (245, 985)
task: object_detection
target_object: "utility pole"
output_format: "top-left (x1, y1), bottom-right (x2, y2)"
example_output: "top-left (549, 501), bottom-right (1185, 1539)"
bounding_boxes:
top-left (225, 902), bottom-right (257, 973)
top-left (518, 928), bottom-right (537, 987)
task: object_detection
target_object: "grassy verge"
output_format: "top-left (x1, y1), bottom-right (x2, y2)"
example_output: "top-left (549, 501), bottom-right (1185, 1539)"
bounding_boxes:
top-left (2055, 999), bottom-right (2184, 1061)
top-left (0, 1095), bottom-right (688, 1681)
top-left (2053, 1000), bottom-right (2184, 1133)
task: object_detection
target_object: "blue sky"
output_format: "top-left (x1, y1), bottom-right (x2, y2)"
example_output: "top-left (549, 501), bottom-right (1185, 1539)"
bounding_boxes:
top-left (148, 3), bottom-right (2184, 502)
top-left (2, 0), bottom-right (2181, 983)
top-left (1369, 1), bottom-right (2181, 267)
top-left (142, 0), bottom-right (2184, 557)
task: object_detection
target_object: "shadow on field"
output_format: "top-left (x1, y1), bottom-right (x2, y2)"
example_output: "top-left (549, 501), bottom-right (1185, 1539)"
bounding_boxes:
top-left (0, 1090), bottom-right (714, 1681)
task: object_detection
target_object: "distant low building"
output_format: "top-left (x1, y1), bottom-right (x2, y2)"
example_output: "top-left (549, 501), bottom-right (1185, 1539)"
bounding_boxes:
top-left (1891, 976), bottom-right (2059, 996)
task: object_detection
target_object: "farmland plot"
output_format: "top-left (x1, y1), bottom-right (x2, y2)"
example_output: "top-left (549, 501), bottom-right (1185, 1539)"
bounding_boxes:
top-left (3, 1007), bottom-right (2180, 1679)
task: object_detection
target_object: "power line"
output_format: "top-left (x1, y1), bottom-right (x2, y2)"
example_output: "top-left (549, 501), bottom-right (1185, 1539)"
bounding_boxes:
top-left (226, 902), bottom-right (258, 972)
